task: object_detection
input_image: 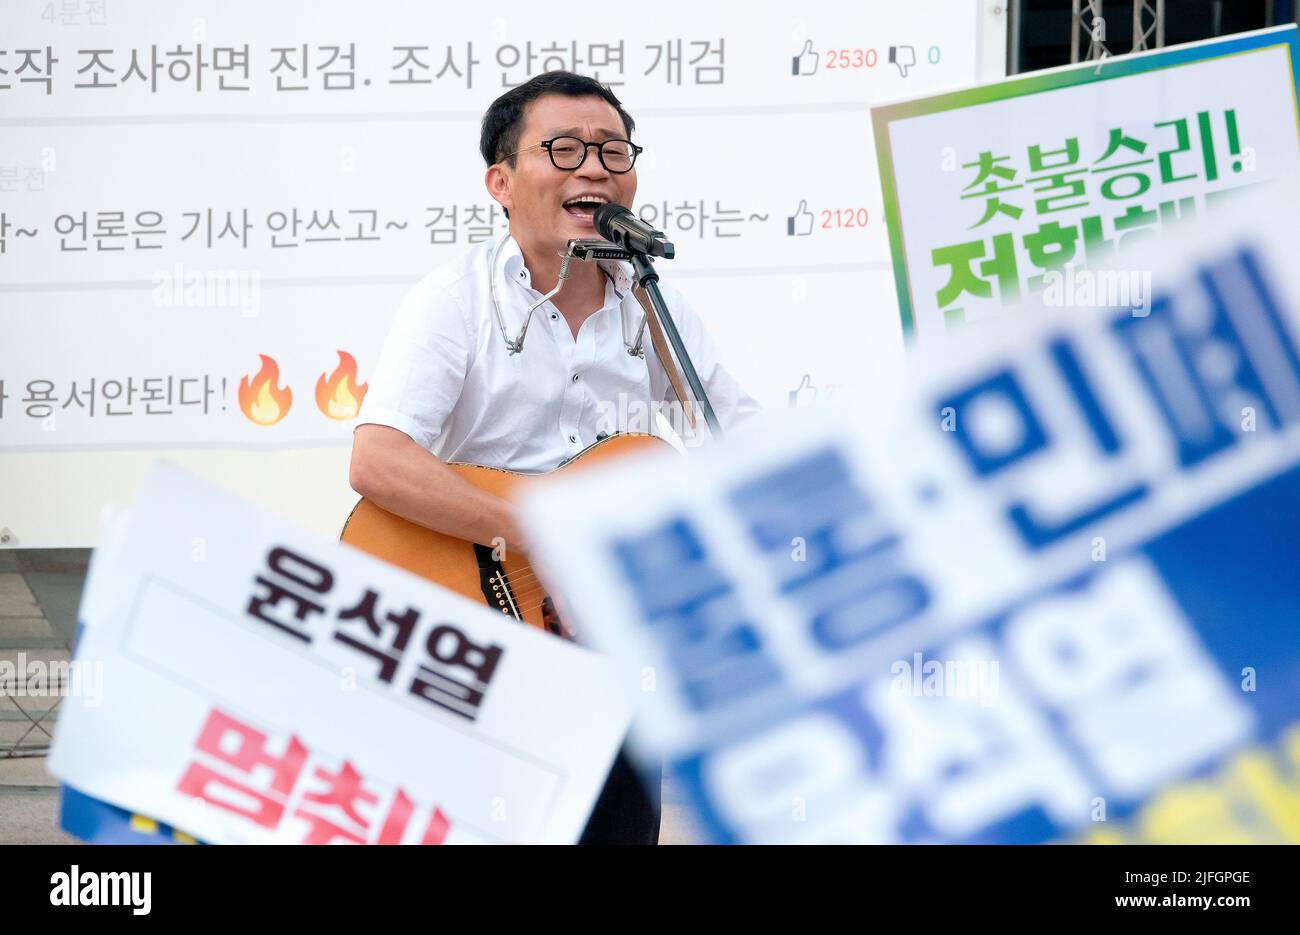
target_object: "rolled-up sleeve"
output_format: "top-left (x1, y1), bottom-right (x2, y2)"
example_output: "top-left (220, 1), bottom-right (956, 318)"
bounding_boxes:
top-left (354, 274), bottom-right (473, 451)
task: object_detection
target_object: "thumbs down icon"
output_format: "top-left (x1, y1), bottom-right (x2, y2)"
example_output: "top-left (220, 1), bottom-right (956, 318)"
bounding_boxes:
top-left (888, 45), bottom-right (915, 77)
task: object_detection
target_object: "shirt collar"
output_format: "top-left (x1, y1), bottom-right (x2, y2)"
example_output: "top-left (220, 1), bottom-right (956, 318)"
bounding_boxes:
top-left (500, 234), bottom-right (634, 300)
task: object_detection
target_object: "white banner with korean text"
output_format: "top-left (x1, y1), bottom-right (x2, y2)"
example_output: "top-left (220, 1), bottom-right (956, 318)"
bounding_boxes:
top-left (0, 0), bottom-right (1005, 457)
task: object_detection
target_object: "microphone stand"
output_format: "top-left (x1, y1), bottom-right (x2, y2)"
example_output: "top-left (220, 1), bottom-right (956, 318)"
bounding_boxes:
top-left (628, 253), bottom-right (724, 440)
top-left (566, 237), bottom-right (724, 440)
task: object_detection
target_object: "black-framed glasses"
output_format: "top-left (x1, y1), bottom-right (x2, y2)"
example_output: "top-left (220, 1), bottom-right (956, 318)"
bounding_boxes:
top-left (504, 136), bottom-right (643, 174)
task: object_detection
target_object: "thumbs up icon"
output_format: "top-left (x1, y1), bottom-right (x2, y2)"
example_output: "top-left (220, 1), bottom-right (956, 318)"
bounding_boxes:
top-left (789, 374), bottom-right (819, 408)
top-left (787, 200), bottom-right (814, 236)
top-left (791, 40), bottom-right (819, 76)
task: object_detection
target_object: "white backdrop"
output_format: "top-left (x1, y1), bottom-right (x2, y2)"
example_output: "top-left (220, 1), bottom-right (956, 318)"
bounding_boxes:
top-left (0, 0), bottom-right (1005, 545)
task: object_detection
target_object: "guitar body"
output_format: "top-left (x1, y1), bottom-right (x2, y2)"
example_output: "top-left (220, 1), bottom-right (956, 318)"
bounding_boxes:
top-left (340, 432), bottom-right (667, 634)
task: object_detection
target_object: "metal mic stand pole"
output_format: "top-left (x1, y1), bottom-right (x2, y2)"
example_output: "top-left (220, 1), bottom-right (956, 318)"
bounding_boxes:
top-left (629, 253), bottom-right (724, 440)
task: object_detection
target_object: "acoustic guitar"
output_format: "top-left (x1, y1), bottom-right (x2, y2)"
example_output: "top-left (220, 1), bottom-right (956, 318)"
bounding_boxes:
top-left (339, 432), bottom-right (668, 635)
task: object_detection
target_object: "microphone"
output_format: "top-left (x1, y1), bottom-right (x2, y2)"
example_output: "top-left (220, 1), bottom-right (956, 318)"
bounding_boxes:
top-left (594, 203), bottom-right (675, 259)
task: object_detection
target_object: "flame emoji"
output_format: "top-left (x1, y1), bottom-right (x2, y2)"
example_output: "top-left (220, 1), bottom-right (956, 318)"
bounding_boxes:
top-left (315, 350), bottom-right (369, 420)
top-left (238, 354), bottom-right (293, 426)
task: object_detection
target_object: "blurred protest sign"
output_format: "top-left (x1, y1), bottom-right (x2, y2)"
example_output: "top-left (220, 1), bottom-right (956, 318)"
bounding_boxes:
top-left (873, 25), bottom-right (1300, 344)
top-left (59, 785), bottom-right (202, 846)
top-left (48, 462), bottom-right (632, 844)
top-left (520, 176), bottom-right (1300, 844)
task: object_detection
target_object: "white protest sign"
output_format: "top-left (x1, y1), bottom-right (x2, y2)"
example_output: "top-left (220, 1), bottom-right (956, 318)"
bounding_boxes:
top-left (520, 175), bottom-right (1300, 843)
top-left (48, 461), bottom-right (633, 844)
top-left (873, 25), bottom-right (1300, 344)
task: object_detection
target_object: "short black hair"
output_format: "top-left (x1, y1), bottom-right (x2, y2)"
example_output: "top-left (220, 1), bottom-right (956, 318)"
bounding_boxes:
top-left (480, 70), bottom-right (636, 167)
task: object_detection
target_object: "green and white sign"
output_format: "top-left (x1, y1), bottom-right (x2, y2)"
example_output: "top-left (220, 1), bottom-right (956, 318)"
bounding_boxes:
top-left (872, 25), bottom-right (1300, 344)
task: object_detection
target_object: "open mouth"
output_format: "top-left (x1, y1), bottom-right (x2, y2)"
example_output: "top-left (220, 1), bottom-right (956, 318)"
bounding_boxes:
top-left (562, 195), bottom-right (609, 222)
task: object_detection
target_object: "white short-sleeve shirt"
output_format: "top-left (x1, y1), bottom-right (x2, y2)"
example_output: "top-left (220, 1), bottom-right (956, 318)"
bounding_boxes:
top-left (355, 236), bottom-right (759, 473)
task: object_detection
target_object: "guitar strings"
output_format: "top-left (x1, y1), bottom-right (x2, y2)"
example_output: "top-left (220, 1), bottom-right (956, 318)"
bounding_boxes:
top-left (500, 578), bottom-right (550, 603)
top-left (492, 564), bottom-right (551, 594)
top-left (485, 559), bottom-right (582, 611)
top-left (493, 566), bottom-right (544, 590)
top-left (486, 567), bottom-right (551, 606)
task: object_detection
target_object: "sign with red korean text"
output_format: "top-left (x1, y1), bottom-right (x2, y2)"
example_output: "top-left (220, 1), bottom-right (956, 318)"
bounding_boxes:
top-left (47, 461), bottom-right (633, 844)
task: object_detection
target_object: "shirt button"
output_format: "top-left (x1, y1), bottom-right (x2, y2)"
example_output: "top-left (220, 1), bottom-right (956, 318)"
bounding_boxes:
top-left (550, 312), bottom-right (558, 320)
top-left (569, 434), bottom-right (578, 444)
top-left (572, 373), bottom-right (580, 383)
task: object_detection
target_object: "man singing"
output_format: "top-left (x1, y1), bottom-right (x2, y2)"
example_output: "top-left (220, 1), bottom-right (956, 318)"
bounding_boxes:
top-left (349, 70), bottom-right (758, 844)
